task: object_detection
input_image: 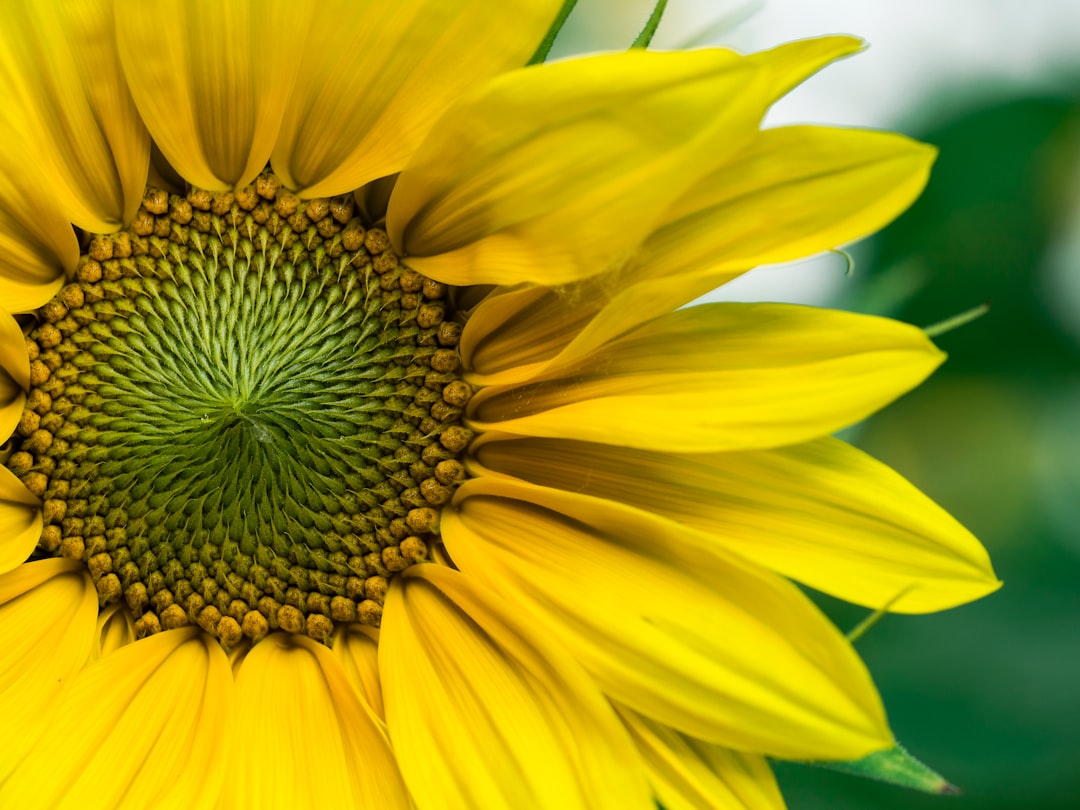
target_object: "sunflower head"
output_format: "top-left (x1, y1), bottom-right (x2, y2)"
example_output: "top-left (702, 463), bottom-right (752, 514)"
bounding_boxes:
top-left (0, 2), bottom-right (999, 808)
top-left (5, 175), bottom-right (476, 644)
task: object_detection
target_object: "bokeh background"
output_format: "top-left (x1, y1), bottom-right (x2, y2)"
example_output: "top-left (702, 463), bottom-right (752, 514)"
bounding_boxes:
top-left (556, 2), bottom-right (1080, 808)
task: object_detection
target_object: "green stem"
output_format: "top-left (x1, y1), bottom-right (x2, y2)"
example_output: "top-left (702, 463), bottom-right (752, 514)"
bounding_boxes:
top-left (922, 301), bottom-right (991, 338)
top-left (631, 0), bottom-right (669, 48)
top-left (528, 0), bottom-right (579, 65)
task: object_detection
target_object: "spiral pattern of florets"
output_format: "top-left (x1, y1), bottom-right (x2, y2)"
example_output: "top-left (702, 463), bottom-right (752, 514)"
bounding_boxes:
top-left (3, 174), bottom-right (472, 644)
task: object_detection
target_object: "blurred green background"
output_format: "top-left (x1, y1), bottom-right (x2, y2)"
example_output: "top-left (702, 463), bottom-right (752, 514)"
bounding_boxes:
top-left (558, 2), bottom-right (1080, 808)
top-left (786, 93), bottom-right (1080, 810)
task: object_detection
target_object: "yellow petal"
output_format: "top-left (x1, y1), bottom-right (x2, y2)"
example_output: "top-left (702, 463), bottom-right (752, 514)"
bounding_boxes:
top-left (0, 311), bottom-right (28, 445)
top-left (0, 154), bottom-right (77, 313)
top-left (653, 126), bottom-right (936, 278)
top-left (526, 125), bottom-right (935, 383)
top-left (388, 48), bottom-right (766, 286)
top-left (616, 705), bottom-right (787, 810)
top-left (0, 466), bottom-right (40, 574)
top-left (747, 35), bottom-right (863, 102)
top-left (473, 435), bottom-right (999, 613)
top-left (2, 627), bottom-right (233, 808)
top-left (333, 623), bottom-right (385, 720)
top-left (0, 0), bottom-right (148, 231)
top-left (461, 271), bottom-right (724, 386)
top-left (469, 303), bottom-right (944, 452)
top-left (442, 477), bottom-right (892, 759)
top-left (115, 1), bottom-right (312, 192)
top-left (273, 0), bottom-right (561, 198)
top-left (227, 632), bottom-right (410, 809)
top-left (463, 121), bottom-right (937, 385)
top-left (382, 564), bottom-right (654, 810)
top-left (91, 602), bottom-right (136, 661)
top-left (0, 559), bottom-right (97, 781)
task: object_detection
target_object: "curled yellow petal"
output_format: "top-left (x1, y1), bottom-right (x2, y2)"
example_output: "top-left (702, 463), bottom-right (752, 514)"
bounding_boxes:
top-left (469, 303), bottom-right (944, 452)
top-left (748, 35), bottom-right (863, 102)
top-left (382, 564), bottom-right (654, 810)
top-left (91, 602), bottom-right (136, 661)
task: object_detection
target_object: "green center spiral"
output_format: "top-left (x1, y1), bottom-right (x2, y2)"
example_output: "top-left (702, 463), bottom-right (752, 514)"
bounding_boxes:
top-left (3, 176), bottom-right (472, 645)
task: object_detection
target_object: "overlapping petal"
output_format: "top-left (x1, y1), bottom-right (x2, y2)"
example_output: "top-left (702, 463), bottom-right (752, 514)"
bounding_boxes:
top-left (0, 312), bottom-right (29, 445)
top-left (91, 603), bottom-right (136, 661)
top-left (334, 624), bottom-right (385, 720)
top-left (0, 467), bottom-right (41, 575)
top-left (461, 126), bottom-right (935, 384)
top-left (389, 47), bottom-right (767, 286)
top-left (0, 559), bottom-right (101, 783)
top-left (0, 157), bottom-right (77, 313)
top-left (471, 435), bottom-right (999, 613)
top-left (0, 0), bottom-right (148, 231)
top-left (227, 633), bottom-right (410, 809)
top-left (116, 0), bottom-right (312, 191)
top-left (442, 478), bottom-right (891, 759)
top-left (272, 0), bottom-right (561, 197)
top-left (382, 564), bottom-right (653, 810)
top-left (617, 706), bottom-right (786, 810)
top-left (469, 303), bottom-right (943, 452)
top-left (2, 627), bottom-right (231, 807)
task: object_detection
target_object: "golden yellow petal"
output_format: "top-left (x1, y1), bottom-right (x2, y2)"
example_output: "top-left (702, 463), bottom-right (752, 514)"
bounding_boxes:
top-left (227, 633), bottom-right (410, 809)
top-left (91, 602), bottom-right (136, 661)
top-left (747, 35), bottom-right (864, 102)
top-left (0, 312), bottom-right (28, 445)
top-left (388, 48), bottom-right (767, 287)
top-left (115, 0), bottom-right (312, 191)
top-left (0, 559), bottom-right (96, 781)
top-left (382, 564), bottom-right (654, 810)
top-left (0, 0), bottom-right (148, 231)
top-left (333, 623), bottom-right (385, 720)
top-left (273, 0), bottom-right (562, 198)
top-left (654, 126), bottom-right (936, 277)
top-left (0, 154), bottom-right (78, 313)
top-left (2, 627), bottom-right (233, 808)
top-left (0, 466), bottom-right (40, 575)
top-left (473, 435), bottom-right (999, 613)
top-left (463, 126), bottom-right (935, 387)
top-left (616, 705), bottom-right (787, 810)
top-left (442, 478), bottom-right (892, 759)
top-left (469, 303), bottom-right (944, 452)
top-left (461, 273), bottom-right (722, 386)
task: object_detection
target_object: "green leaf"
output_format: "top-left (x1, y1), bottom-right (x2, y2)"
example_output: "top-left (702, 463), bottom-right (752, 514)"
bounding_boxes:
top-left (812, 742), bottom-right (960, 794)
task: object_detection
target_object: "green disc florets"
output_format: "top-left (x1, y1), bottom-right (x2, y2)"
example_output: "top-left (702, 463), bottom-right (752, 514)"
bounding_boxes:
top-left (3, 174), bottom-right (473, 645)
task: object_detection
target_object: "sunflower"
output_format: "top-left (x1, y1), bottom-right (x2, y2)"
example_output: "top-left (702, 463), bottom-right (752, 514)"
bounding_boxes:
top-left (0, 2), bottom-right (999, 808)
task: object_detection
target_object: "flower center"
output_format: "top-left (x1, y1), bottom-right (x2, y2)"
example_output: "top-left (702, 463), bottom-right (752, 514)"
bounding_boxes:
top-left (3, 174), bottom-right (472, 645)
